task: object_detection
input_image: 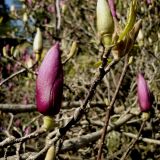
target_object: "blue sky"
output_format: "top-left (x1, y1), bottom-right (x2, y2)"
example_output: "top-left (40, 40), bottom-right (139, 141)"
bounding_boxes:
top-left (5, 0), bottom-right (21, 8)
top-left (5, 0), bottom-right (13, 6)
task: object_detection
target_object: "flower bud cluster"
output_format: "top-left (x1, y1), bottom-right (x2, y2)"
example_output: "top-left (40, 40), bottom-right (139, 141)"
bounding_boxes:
top-left (96, 0), bottom-right (142, 60)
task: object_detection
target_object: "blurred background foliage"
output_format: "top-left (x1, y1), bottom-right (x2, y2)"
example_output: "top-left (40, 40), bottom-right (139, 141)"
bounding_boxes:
top-left (0, 0), bottom-right (160, 159)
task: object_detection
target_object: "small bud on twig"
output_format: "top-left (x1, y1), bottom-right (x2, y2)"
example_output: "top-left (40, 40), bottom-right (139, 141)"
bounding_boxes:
top-left (33, 28), bottom-right (43, 61)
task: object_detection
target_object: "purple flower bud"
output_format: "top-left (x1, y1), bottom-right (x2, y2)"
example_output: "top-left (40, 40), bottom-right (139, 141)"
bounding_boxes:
top-left (24, 126), bottom-right (31, 135)
top-left (137, 73), bottom-right (152, 112)
top-left (146, 0), bottom-right (151, 4)
top-left (47, 5), bottom-right (55, 13)
top-left (36, 42), bottom-right (63, 116)
top-left (27, 0), bottom-right (32, 6)
top-left (15, 119), bottom-right (21, 128)
top-left (22, 94), bottom-right (29, 105)
top-left (108, 0), bottom-right (117, 19)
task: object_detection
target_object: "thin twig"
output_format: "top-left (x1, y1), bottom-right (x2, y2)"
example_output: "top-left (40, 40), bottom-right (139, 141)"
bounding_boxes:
top-left (0, 68), bottom-right (26, 86)
top-left (0, 152), bottom-right (38, 160)
top-left (7, 113), bottom-right (14, 131)
top-left (5, 55), bottom-right (36, 75)
top-left (4, 146), bottom-right (10, 160)
top-left (60, 113), bottom-right (135, 152)
top-left (120, 121), bottom-right (146, 160)
top-left (26, 113), bottom-right (134, 160)
top-left (122, 132), bottom-right (160, 145)
top-left (0, 101), bottom-right (107, 113)
top-left (55, 0), bottom-right (61, 38)
top-left (16, 143), bottom-right (22, 160)
top-left (0, 113), bottom-right (138, 160)
top-left (0, 128), bottom-right (45, 148)
top-left (97, 55), bottom-right (129, 160)
top-left (0, 61), bottom-right (37, 86)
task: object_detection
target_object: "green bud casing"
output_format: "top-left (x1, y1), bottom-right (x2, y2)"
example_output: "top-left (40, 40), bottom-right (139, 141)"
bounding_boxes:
top-left (118, 0), bottom-right (137, 42)
top-left (97, 0), bottom-right (114, 47)
top-left (23, 12), bottom-right (28, 22)
top-left (112, 19), bottom-right (142, 60)
top-left (33, 28), bottom-right (43, 54)
top-left (42, 116), bottom-right (55, 131)
top-left (45, 145), bottom-right (56, 160)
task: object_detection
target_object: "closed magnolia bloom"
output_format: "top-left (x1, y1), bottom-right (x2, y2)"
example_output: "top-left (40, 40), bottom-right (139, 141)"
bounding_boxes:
top-left (33, 28), bottom-right (43, 53)
top-left (146, 0), bottom-right (151, 4)
top-left (108, 0), bottom-right (117, 18)
top-left (96, 0), bottom-right (114, 47)
top-left (137, 73), bottom-right (152, 112)
top-left (27, 0), bottom-right (32, 6)
top-left (36, 42), bottom-right (63, 116)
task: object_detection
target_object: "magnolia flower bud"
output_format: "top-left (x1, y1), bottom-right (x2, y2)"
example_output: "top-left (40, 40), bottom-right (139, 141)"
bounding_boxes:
top-left (36, 42), bottom-right (63, 116)
top-left (63, 41), bottom-right (78, 64)
top-left (22, 4), bottom-right (27, 9)
top-left (27, 0), bottom-right (32, 6)
top-left (97, 0), bottom-right (114, 47)
top-left (137, 73), bottom-right (152, 112)
top-left (108, 0), bottom-right (117, 19)
top-left (137, 29), bottom-right (144, 41)
top-left (61, 0), bottom-right (68, 14)
top-left (23, 12), bottom-right (28, 22)
top-left (24, 54), bottom-right (33, 68)
top-left (146, 0), bottom-right (151, 4)
top-left (45, 146), bottom-right (56, 160)
top-left (10, 5), bottom-right (16, 12)
top-left (33, 28), bottom-right (43, 54)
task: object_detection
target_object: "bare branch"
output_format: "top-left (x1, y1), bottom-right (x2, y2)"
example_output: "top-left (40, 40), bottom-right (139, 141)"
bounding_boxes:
top-left (97, 55), bottom-right (129, 160)
top-left (0, 101), bottom-right (106, 113)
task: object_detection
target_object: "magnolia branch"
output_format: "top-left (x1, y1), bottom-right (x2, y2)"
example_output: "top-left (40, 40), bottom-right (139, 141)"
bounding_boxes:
top-left (0, 68), bottom-right (27, 86)
top-left (0, 62), bottom-right (37, 86)
top-left (0, 101), bottom-right (106, 113)
top-left (97, 55), bottom-right (129, 160)
top-left (3, 111), bottom-right (160, 160)
top-left (122, 132), bottom-right (160, 145)
top-left (2, 129), bottom-right (160, 160)
top-left (120, 121), bottom-right (146, 160)
top-left (1, 108), bottom-right (160, 160)
top-left (61, 112), bottom-right (135, 152)
top-left (0, 129), bottom-right (45, 148)
top-left (4, 55), bottom-right (36, 75)
top-left (0, 112), bottom-right (133, 160)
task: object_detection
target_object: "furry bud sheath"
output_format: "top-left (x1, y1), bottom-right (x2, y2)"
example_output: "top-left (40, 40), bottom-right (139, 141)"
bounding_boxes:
top-left (36, 42), bottom-right (63, 116)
